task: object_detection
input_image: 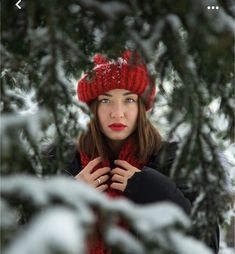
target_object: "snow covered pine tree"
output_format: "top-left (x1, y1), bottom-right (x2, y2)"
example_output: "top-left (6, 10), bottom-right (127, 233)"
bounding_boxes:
top-left (1, 1), bottom-right (234, 254)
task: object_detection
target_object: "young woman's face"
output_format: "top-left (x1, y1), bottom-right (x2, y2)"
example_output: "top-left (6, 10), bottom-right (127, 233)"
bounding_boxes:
top-left (97, 89), bottom-right (138, 141)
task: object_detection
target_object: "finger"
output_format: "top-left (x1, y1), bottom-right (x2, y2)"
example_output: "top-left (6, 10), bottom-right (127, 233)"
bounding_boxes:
top-left (114, 160), bottom-right (141, 173)
top-left (75, 171), bottom-right (92, 184)
top-left (97, 184), bottom-right (108, 192)
top-left (91, 167), bottom-right (110, 180)
top-left (111, 167), bottom-right (126, 177)
top-left (100, 174), bottom-right (109, 183)
top-left (114, 159), bottom-right (131, 170)
top-left (111, 174), bottom-right (125, 183)
top-left (110, 182), bottom-right (125, 192)
top-left (85, 157), bottom-right (102, 173)
top-left (94, 174), bottom-right (109, 187)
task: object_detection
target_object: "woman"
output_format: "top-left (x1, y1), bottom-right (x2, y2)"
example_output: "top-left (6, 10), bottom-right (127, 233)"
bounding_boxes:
top-left (74, 50), bottom-right (192, 213)
top-left (45, 51), bottom-right (219, 253)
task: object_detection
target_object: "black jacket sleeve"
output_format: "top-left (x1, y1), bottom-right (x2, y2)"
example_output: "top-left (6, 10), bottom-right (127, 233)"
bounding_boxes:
top-left (124, 142), bottom-right (191, 214)
top-left (124, 141), bottom-right (219, 254)
top-left (124, 166), bottom-right (192, 214)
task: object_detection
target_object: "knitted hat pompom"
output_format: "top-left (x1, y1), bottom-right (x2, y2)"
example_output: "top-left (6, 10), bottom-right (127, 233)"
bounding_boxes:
top-left (93, 54), bottom-right (109, 65)
top-left (77, 50), bottom-right (156, 110)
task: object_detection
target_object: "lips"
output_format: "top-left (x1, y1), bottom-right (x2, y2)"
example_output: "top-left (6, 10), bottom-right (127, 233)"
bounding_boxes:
top-left (108, 123), bottom-right (127, 131)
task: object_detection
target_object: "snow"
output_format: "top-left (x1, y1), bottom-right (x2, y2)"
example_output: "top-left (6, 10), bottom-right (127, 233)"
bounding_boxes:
top-left (218, 152), bottom-right (234, 194)
top-left (4, 87), bottom-right (38, 114)
top-left (40, 55), bottom-right (52, 70)
top-left (2, 71), bottom-right (90, 147)
top-left (219, 248), bottom-right (234, 254)
top-left (128, 19), bottom-right (166, 63)
top-left (69, 4), bottom-right (81, 14)
top-left (105, 226), bottom-right (145, 254)
top-left (4, 207), bottom-right (86, 254)
top-left (168, 230), bottom-right (213, 254)
top-left (56, 60), bottom-right (72, 88)
top-left (219, 225), bottom-right (235, 254)
top-left (129, 203), bottom-right (190, 233)
top-left (75, 107), bottom-right (91, 130)
top-left (1, 86), bottom-right (49, 146)
top-left (208, 97), bottom-right (221, 113)
top-left (1, 175), bottom-right (213, 254)
top-left (1, 110), bottom-right (49, 143)
top-left (0, 199), bottom-right (18, 229)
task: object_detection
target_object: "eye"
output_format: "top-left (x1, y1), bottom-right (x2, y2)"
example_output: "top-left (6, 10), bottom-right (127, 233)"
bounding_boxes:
top-left (126, 98), bottom-right (136, 103)
top-left (99, 98), bottom-right (110, 104)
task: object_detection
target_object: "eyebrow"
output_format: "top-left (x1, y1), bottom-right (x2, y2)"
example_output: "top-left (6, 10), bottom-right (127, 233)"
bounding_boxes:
top-left (101, 92), bottom-right (136, 97)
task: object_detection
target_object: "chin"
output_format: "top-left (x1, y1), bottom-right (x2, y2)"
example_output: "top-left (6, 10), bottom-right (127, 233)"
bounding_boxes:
top-left (109, 136), bottom-right (128, 141)
top-left (106, 133), bottom-right (130, 141)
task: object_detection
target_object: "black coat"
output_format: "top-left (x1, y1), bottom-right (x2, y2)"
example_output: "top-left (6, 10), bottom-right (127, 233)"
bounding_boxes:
top-left (43, 141), bottom-right (219, 253)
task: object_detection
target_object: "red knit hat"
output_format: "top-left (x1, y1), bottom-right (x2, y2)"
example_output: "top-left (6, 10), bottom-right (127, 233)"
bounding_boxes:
top-left (77, 50), bottom-right (156, 110)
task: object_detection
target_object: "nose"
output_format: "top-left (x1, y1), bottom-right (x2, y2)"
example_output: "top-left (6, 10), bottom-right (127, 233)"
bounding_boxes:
top-left (110, 102), bottom-right (125, 119)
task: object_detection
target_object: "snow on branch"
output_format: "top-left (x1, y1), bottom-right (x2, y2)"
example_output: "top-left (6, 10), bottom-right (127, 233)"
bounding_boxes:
top-left (1, 175), bottom-right (213, 254)
top-left (1, 109), bottom-right (49, 140)
top-left (4, 207), bottom-right (85, 254)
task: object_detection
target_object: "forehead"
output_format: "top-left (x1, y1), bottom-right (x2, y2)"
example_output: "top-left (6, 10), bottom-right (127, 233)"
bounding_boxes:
top-left (99, 89), bottom-right (137, 96)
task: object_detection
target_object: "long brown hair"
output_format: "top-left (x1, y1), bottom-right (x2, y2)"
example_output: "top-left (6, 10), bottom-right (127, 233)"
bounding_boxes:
top-left (77, 97), bottom-right (162, 162)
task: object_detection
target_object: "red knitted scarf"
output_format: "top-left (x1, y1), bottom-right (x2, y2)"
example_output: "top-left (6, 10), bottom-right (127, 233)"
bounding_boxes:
top-left (79, 136), bottom-right (148, 254)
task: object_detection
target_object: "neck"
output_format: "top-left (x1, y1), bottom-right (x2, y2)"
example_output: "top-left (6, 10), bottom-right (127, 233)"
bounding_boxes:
top-left (107, 139), bottom-right (125, 157)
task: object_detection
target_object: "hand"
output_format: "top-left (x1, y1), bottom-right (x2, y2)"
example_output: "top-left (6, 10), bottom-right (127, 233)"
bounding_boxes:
top-left (110, 159), bottom-right (141, 192)
top-left (75, 157), bottom-right (110, 192)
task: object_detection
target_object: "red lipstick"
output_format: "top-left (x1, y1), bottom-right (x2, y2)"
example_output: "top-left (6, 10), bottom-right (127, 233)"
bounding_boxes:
top-left (108, 123), bottom-right (127, 131)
